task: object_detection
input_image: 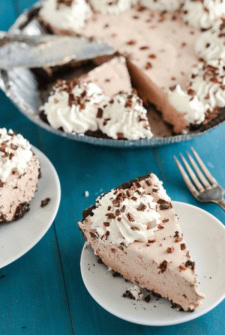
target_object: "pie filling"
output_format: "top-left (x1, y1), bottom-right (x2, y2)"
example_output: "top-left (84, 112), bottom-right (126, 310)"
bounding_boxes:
top-left (39, 0), bottom-right (225, 138)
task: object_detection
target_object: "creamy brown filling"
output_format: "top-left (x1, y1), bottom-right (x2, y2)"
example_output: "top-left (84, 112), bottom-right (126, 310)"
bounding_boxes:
top-left (0, 155), bottom-right (40, 222)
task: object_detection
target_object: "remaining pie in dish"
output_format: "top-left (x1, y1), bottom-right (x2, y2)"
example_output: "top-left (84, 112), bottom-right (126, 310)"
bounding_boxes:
top-left (0, 129), bottom-right (40, 223)
top-left (78, 172), bottom-right (205, 311)
top-left (39, 0), bottom-right (225, 139)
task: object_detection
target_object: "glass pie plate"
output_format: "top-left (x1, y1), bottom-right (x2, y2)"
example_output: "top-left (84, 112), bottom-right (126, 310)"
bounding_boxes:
top-left (1, 2), bottom-right (225, 148)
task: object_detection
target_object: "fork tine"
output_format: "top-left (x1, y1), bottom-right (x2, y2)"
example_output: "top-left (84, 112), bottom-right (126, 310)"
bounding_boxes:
top-left (179, 154), bottom-right (204, 192)
top-left (186, 151), bottom-right (211, 188)
top-left (191, 147), bottom-right (218, 185)
top-left (174, 156), bottom-right (199, 197)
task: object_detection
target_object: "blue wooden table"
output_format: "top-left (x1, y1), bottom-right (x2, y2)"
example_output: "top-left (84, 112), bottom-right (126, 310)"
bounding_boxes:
top-left (1, 1), bottom-right (225, 334)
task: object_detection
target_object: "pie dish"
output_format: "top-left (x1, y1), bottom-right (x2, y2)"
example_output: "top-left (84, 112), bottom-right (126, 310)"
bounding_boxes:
top-left (78, 172), bottom-right (205, 311)
top-left (38, 0), bottom-right (225, 140)
top-left (1, 1), bottom-right (225, 147)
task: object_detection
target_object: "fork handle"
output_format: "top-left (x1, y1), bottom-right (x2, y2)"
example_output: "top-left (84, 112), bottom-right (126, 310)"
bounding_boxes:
top-left (215, 199), bottom-right (225, 211)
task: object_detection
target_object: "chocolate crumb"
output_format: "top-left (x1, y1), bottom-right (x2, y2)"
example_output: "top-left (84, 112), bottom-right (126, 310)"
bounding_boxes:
top-left (41, 198), bottom-right (51, 208)
top-left (123, 290), bottom-right (135, 300)
top-left (112, 271), bottom-right (122, 278)
top-left (97, 257), bottom-right (103, 264)
top-left (152, 291), bottom-right (162, 300)
top-left (144, 295), bottom-right (151, 303)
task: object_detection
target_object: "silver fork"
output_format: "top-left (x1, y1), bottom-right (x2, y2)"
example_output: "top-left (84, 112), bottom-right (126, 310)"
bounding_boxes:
top-left (174, 148), bottom-right (225, 210)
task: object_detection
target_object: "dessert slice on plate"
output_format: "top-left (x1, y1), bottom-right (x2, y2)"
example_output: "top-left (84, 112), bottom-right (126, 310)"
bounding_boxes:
top-left (0, 128), bottom-right (40, 223)
top-left (78, 172), bottom-right (205, 311)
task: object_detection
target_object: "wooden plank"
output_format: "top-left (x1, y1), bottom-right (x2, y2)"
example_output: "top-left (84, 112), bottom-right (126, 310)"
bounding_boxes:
top-left (0, 0), bottom-right (16, 30)
top-left (7, 1), bottom-right (225, 334)
top-left (15, 0), bottom-right (37, 14)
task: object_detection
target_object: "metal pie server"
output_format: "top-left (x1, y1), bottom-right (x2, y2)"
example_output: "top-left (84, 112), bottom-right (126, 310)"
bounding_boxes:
top-left (0, 31), bottom-right (115, 70)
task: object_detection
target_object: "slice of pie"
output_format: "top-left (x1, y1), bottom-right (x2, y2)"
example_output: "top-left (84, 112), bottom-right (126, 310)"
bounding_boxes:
top-left (0, 128), bottom-right (40, 223)
top-left (40, 56), bottom-right (153, 140)
top-left (78, 172), bottom-right (205, 311)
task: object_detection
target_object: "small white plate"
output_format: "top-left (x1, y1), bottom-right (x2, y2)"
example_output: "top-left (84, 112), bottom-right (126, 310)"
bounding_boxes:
top-left (80, 201), bottom-right (225, 326)
top-left (0, 146), bottom-right (61, 268)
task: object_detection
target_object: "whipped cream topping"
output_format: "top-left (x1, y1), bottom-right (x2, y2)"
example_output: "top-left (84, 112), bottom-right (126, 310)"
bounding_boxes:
top-left (42, 81), bottom-right (108, 134)
top-left (98, 92), bottom-right (153, 140)
top-left (0, 129), bottom-right (33, 182)
top-left (182, 0), bottom-right (225, 29)
top-left (168, 85), bottom-right (206, 125)
top-left (140, 0), bottom-right (182, 11)
top-left (91, 187), bottom-right (161, 246)
top-left (90, 0), bottom-right (135, 14)
top-left (189, 60), bottom-right (225, 112)
top-left (39, 0), bottom-right (92, 32)
top-left (195, 20), bottom-right (225, 62)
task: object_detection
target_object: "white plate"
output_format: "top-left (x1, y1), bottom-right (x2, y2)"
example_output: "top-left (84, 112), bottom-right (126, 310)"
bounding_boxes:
top-left (0, 146), bottom-right (61, 268)
top-left (80, 201), bottom-right (225, 326)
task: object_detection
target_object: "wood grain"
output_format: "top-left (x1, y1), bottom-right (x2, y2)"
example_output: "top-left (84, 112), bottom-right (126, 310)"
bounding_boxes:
top-left (0, 0), bottom-right (224, 333)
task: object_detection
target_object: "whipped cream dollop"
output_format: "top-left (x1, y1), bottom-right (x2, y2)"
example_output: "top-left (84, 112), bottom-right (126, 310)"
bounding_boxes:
top-left (90, 0), bottom-right (135, 14)
top-left (140, 0), bottom-right (182, 11)
top-left (39, 0), bottom-right (92, 32)
top-left (189, 60), bottom-right (225, 112)
top-left (0, 129), bottom-right (33, 182)
top-left (168, 85), bottom-right (206, 125)
top-left (41, 81), bottom-right (108, 134)
top-left (182, 0), bottom-right (225, 29)
top-left (98, 92), bottom-right (153, 140)
top-left (195, 20), bottom-right (225, 62)
top-left (91, 187), bottom-right (161, 246)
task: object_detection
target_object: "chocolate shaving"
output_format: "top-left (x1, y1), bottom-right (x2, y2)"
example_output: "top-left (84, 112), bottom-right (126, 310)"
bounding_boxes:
top-left (137, 202), bottom-right (147, 211)
top-left (157, 199), bottom-right (172, 210)
top-left (158, 260), bottom-right (168, 273)
top-left (106, 213), bottom-right (116, 219)
top-left (185, 260), bottom-right (195, 271)
top-left (127, 212), bottom-right (135, 222)
top-left (96, 108), bottom-right (103, 119)
top-left (167, 247), bottom-right (174, 254)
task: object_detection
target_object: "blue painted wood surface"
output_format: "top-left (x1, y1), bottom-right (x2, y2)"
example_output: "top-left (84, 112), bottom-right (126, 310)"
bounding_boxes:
top-left (1, 1), bottom-right (225, 333)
